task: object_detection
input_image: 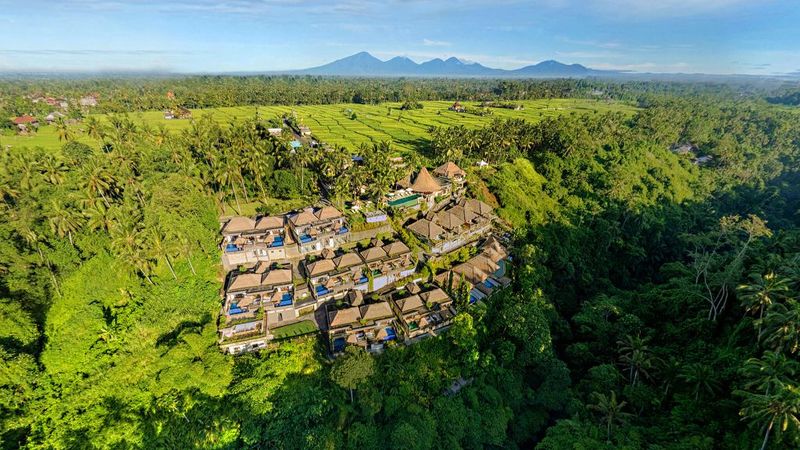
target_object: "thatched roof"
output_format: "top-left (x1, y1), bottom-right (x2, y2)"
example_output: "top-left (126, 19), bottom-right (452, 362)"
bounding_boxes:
top-left (410, 167), bottom-right (441, 194)
top-left (407, 219), bottom-right (445, 241)
top-left (383, 241), bottom-right (410, 256)
top-left (329, 307), bottom-right (362, 328)
top-left (434, 161), bottom-right (466, 179)
top-left (223, 216), bottom-right (256, 234)
top-left (360, 302), bottom-right (393, 321)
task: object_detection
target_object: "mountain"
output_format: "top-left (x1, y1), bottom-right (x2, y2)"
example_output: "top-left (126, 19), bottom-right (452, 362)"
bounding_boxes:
top-left (513, 60), bottom-right (594, 76)
top-left (296, 52), bottom-right (609, 77)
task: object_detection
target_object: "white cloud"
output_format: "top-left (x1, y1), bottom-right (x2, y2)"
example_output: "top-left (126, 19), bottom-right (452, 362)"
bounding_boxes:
top-left (422, 38), bottom-right (451, 47)
top-left (581, 0), bottom-right (765, 19)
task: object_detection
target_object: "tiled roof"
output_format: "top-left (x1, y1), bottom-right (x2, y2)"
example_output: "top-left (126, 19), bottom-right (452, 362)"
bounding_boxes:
top-left (383, 241), bottom-right (410, 256)
top-left (397, 295), bottom-right (424, 312)
top-left (307, 259), bottom-right (336, 276)
top-left (255, 216), bottom-right (284, 230)
top-left (420, 288), bottom-right (450, 305)
top-left (334, 252), bottom-right (363, 269)
top-left (262, 269), bottom-right (292, 286)
top-left (228, 273), bottom-right (263, 291)
top-left (316, 206), bottom-right (343, 221)
top-left (360, 246), bottom-right (388, 262)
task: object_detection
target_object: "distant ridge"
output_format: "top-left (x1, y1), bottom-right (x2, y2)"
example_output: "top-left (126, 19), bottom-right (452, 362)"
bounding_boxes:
top-left (296, 52), bottom-right (611, 78)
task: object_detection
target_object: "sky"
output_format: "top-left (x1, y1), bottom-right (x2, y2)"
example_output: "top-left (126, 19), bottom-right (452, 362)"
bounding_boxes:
top-left (0, 0), bottom-right (798, 75)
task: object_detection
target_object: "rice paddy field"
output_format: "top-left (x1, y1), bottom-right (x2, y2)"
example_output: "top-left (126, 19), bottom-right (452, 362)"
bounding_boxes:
top-left (1, 99), bottom-right (638, 153)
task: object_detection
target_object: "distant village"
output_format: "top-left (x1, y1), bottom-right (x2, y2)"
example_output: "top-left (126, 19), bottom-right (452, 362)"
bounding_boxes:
top-left (218, 155), bottom-right (511, 355)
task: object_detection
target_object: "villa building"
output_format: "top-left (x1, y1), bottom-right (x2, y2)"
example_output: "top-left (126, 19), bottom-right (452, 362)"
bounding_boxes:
top-left (304, 250), bottom-right (367, 302)
top-left (358, 239), bottom-right (416, 291)
top-left (407, 198), bottom-right (495, 255)
top-left (436, 236), bottom-right (510, 304)
top-left (391, 286), bottom-right (455, 340)
top-left (287, 206), bottom-right (350, 254)
top-left (327, 301), bottom-right (398, 354)
top-left (220, 215), bottom-right (288, 266)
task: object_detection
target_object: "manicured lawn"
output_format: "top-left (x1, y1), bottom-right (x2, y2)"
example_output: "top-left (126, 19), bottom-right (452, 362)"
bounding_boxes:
top-left (3, 99), bottom-right (637, 153)
top-left (271, 320), bottom-right (318, 339)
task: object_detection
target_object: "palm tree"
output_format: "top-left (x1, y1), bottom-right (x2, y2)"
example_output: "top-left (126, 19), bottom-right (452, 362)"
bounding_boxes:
top-left (741, 352), bottom-right (800, 396)
top-left (83, 201), bottom-right (115, 233)
top-left (54, 118), bottom-right (73, 142)
top-left (83, 162), bottom-right (118, 208)
top-left (20, 227), bottom-right (61, 297)
top-left (148, 226), bottom-right (177, 280)
top-left (618, 335), bottom-right (655, 386)
top-left (739, 272), bottom-right (790, 336)
top-left (588, 391), bottom-right (632, 442)
top-left (679, 362), bottom-right (720, 400)
top-left (48, 200), bottom-right (82, 246)
top-left (38, 154), bottom-right (67, 185)
top-left (737, 383), bottom-right (800, 450)
top-left (760, 299), bottom-right (800, 355)
top-left (83, 116), bottom-right (106, 141)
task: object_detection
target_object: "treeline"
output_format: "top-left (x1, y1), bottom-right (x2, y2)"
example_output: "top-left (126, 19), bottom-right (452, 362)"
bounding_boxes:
top-left (1, 75), bottom-right (795, 118)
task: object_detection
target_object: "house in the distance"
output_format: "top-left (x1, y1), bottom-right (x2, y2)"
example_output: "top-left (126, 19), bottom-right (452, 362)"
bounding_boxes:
top-left (433, 161), bottom-right (466, 185)
top-left (45, 111), bottom-right (65, 124)
top-left (11, 115), bottom-right (38, 133)
top-left (164, 106), bottom-right (192, 120)
top-left (327, 301), bottom-right (398, 354)
top-left (79, 94), bottom-right (99, 107)
top-left (299, 125), bottom-right (312, 136)
top-left (448, 101), bottom-right (466, 112)
top-left (391, 285), bottom-right (455, 340)
top-left (287, 206), bottom-right (349, 254)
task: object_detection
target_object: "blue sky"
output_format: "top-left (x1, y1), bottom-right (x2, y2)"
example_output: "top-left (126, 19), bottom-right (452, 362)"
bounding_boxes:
top-left (0, 0), bottom-right (798, 74)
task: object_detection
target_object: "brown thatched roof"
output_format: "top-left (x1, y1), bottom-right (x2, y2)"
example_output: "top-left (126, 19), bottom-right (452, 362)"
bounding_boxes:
top-left (329, 307), bottom-right (362, 328)
top-left (434, 161), bottom-right (466, 179)
top-left (223, 216), bottom-right (256, 234)
top-left (410, 167), bottom-right (441, 194)
top-left (407, 219), bottom-right (445, 241)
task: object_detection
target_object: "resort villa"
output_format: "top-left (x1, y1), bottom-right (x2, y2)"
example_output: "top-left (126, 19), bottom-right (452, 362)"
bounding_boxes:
top-left (216, 162), bottom-right (509, 355)
top-left (436, 236), bottom-right (511, 304)
top-left (407, 198), bottom-right (495, 254)
top-left (288, 206), bottom-right (350, 254)
top-left (327, 300), bottom-right (398, 354)
top-left (390, 286), bottom-right (455, 340)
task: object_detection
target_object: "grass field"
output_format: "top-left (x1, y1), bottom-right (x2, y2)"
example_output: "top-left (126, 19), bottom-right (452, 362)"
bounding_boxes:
top-left (1, 99), bottom-right (637, 153)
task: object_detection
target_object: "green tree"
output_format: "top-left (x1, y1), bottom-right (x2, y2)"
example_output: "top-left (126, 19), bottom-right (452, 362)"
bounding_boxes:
top-left (331, 346), bottom-right (375, 403)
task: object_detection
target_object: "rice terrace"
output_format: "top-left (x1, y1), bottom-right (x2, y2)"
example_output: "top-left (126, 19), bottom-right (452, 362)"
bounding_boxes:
top-left (0, 99), bottom-right (636, 152)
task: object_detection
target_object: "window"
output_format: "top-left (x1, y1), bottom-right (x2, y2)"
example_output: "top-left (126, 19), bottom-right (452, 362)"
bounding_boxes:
top-left (278, 313), bottom-right (283, 322)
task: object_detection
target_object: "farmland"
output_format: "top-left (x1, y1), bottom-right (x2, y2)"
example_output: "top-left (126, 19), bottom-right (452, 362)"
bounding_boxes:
top-left (1, 99), bottom-right (636, 152)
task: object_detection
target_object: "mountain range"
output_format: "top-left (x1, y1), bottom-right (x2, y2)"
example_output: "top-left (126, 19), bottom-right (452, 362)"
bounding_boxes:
top-left (295, 52), bottom-right (611, 78)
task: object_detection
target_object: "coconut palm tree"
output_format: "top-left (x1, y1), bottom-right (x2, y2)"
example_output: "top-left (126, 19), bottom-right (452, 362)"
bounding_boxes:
top-left (741, 352), bottom-right (799, 396)
top-left (83, 116), bottom-right (106, 141)
top-left (739, 272), bottom-right (790, 336)
top-left (588, 391), bottom-right (632, 442)
top-left (618, 335), bottom-right (655, 386)
top-left (737, 383), bottom-right (800, 450)
top-left (54, 118), bottom-right (73, 142)
top-left (760, 299), bottom-right (800, 354)
top-left (48, 200), bottom-right (82, 246)
top-left (679, 362), bottom-right (720, 400)
top-left (148, 225), bottom-right (177, 280)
